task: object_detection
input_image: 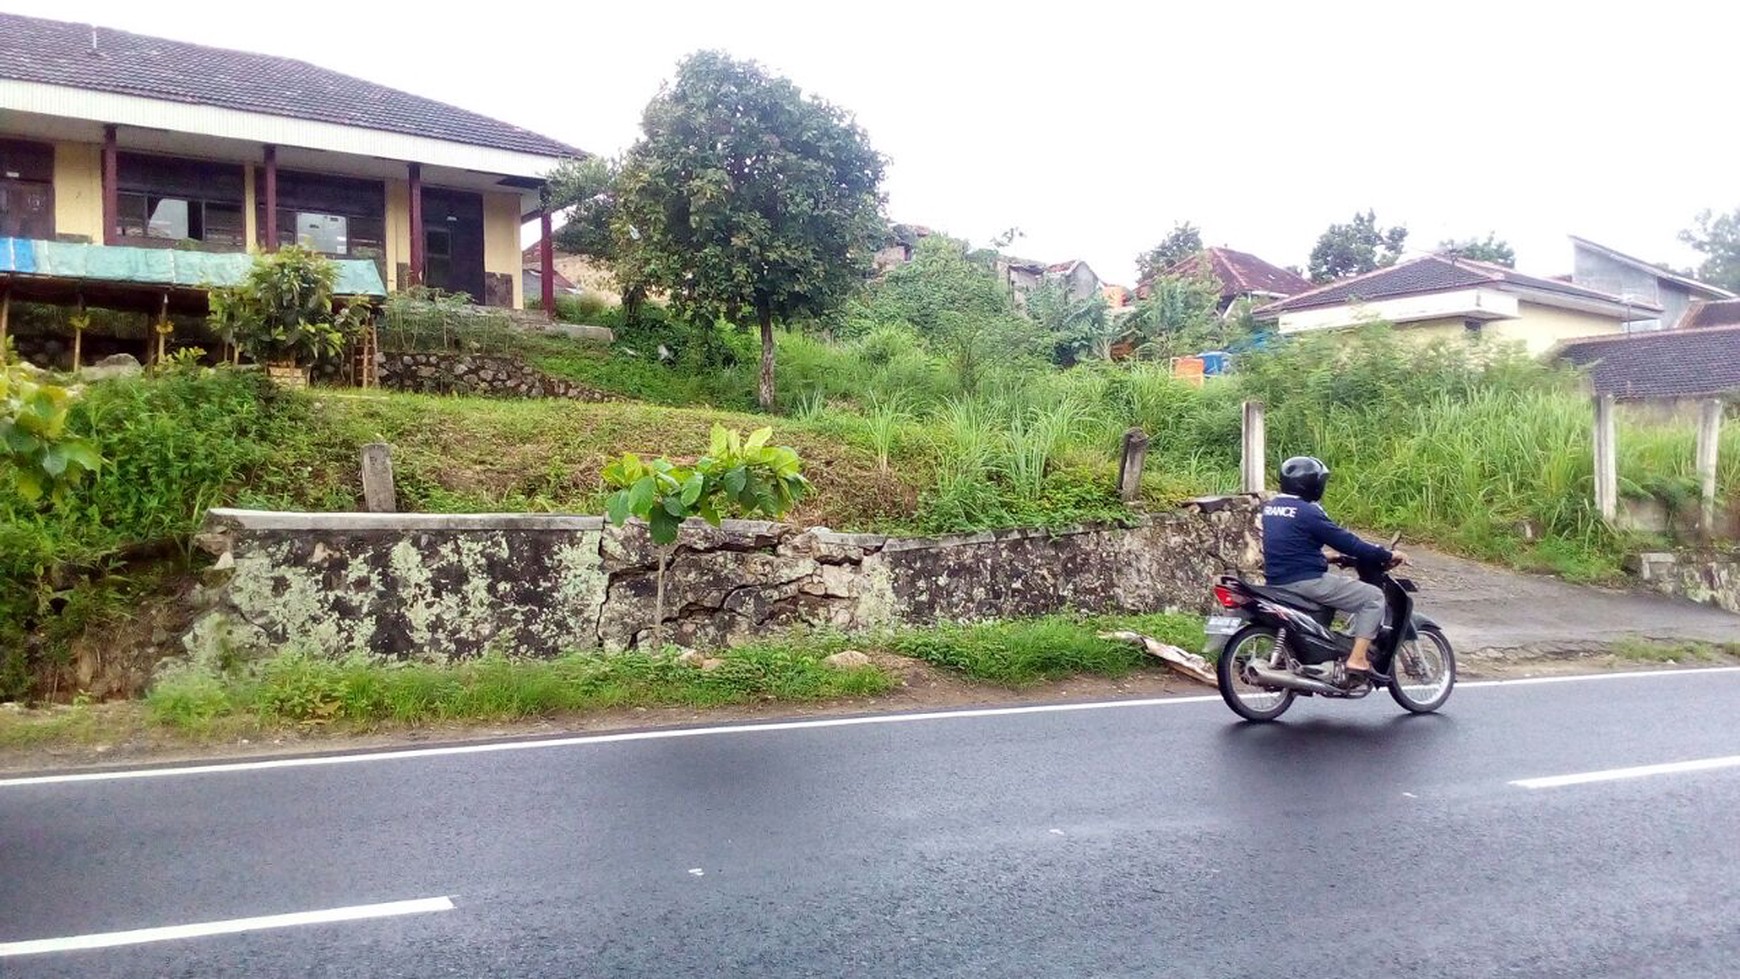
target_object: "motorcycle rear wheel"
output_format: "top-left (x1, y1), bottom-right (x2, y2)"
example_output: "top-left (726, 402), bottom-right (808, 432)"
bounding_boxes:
top-left (1217, 625), bottom-right (1296, 722)
top-left (1388, 627), bottom-right (1456, 714)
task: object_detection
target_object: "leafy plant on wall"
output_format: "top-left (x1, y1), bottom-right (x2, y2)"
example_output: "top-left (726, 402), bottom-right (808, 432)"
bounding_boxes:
top-left (603, 425), bottom-right (810, 648)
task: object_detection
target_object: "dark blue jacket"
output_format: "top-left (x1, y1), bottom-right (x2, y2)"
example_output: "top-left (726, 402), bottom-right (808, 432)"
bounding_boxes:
top-left (1261, 494), bottom-right (1392, 585)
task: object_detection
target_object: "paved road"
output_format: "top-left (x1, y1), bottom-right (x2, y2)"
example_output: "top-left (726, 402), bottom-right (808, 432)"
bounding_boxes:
top-left (4, 669), bottom-right (1740, 977)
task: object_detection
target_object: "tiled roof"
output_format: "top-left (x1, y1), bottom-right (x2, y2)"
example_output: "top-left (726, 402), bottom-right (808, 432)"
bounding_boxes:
top-left (1556, 326), bottom-right (1740, 401)
top-left (1257, 255), bottom-right (1663, 316)
top-left (0, 12), bottom-right (582, 159)
top-left (1678, 298), bottom-right (1740, 330)
top-left (1160, 247), bottom-right (1311, 300)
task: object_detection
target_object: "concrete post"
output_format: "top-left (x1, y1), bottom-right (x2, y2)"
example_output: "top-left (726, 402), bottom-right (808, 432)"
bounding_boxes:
top-left (1117, 428), bottom-right (1149, 502)
top-left (361, 443), bottom-right (396, 513)
top-left (1696, 399), bottom-right (1723, 537)
top-left (1241, 401), bottom-right (1266, 494)
top-left (1593, 394), bottom-right (1617, 522)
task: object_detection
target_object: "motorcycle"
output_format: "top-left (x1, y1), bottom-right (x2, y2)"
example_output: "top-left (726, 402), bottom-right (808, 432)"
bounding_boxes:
top-left (1203, 533), bottom-right (1456, 722)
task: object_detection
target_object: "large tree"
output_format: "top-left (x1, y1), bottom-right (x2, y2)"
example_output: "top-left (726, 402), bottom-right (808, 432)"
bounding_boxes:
top-left (616, 51), bottom-right (887, 409)
top-left (1438, 232), bottom-right (1515, 267)
top-left (1679, 208), bottom-right (1740, 293)
top-left (543, 155), bottom-right (654, 318)
top-left (1308, 210), bottom-right (1408, 282)
top-left (1135, 221), bottom-right (1203, 284)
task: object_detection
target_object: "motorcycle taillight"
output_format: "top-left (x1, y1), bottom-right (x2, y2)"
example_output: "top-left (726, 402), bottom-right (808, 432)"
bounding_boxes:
top-left (1212, 585), bottom-right (1243, 609)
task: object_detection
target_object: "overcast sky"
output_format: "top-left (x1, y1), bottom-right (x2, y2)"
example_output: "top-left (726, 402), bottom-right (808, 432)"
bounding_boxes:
top-left (9, 0), bottom-right (1736, 283)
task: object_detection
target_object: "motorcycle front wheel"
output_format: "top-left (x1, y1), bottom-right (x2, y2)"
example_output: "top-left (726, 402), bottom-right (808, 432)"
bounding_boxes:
top-left (1217, 625), bottom-right (1296, 722)
top-left (1389, 627), bottom-right (1456, 714)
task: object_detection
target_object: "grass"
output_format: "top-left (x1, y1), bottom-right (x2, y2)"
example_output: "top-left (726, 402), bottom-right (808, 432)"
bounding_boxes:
top-left (0, 613), bottom-right (1209, 746)
top-left (889, 612), bottom-right (1206, 686)
top-left (145, 644), bottom-right (896, 735)
top-left (1608, 638), bottom-right (1738, 664)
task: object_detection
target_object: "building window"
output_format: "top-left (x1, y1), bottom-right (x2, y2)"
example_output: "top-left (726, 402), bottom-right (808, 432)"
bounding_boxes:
top-left (259, 170), bottom-right (386, 277)
top-left (114, 152), bottom-right (246, 248)
top-left (116, 194), bottom-right (246, 246)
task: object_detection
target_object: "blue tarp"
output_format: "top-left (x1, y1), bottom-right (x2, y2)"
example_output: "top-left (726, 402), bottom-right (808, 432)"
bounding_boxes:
top-left (0, 237), bottom-right (387, 297)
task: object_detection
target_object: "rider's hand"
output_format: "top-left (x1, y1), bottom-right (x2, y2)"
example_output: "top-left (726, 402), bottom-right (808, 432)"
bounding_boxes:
top-left (1390, 550), bottom-right (1410, 567)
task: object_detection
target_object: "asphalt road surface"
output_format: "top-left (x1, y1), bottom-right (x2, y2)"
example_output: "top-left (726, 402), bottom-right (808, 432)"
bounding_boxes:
top-left (4, 668), bottom-right (1740, 978)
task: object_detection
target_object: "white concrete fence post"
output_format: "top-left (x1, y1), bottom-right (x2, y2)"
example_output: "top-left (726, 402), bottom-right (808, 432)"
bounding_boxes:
top-left (1696, 399), bottom-right (1724, 538)
top-left (1241, 401), bottom-right (1266, 495)
top-left (1593, 394), bottom-right (1617, 523)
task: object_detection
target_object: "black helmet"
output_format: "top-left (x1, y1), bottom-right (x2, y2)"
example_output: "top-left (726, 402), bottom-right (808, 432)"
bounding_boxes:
top-left (1278, 456), bottom-right (1330, 502)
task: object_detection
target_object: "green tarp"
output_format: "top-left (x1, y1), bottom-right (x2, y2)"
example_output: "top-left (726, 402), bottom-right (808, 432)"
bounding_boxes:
top-left (0, 237), bottom-right (387, 297)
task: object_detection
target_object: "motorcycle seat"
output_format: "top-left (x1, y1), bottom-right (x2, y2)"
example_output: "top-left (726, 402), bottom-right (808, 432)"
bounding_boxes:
top-left (1240, 580), bottom-right (1330, 615)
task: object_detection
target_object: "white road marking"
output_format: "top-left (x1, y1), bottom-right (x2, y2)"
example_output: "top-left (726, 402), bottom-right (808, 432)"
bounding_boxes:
top-left (688, 869), bottom-right (705, 877)
top-left (1460, 666), bottom-right (1740, 689)
top-left (1511, 754), bottom-right (1740, 790)
top-left (0, 896), bottom-right (454, 958)
top-left (2, 666), bottom-right (1736, 791)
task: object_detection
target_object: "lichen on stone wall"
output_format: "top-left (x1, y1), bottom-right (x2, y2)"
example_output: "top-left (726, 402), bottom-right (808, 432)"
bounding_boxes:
top-left (184, 500), bottom-right (1263, 661)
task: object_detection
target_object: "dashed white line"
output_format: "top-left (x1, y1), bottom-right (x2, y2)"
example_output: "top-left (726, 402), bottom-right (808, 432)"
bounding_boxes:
top-left (0, 897), bottom-right (455, 958)
top-left (1511, 754), bottom-right (1740, 790)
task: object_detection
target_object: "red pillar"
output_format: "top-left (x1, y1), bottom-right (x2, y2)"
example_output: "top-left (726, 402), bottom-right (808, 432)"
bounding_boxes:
top-left (101, 125), bottom-right (118, 245)
top-left (407, 163), bottom-right (424, 288)
top-left (539, 210), bottom-right (555, 319)
top-left (263, 144), bottom-right (278, 251)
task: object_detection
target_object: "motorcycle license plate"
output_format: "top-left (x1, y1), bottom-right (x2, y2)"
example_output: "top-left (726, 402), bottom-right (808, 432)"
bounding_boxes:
top-left (1204, 615), bottom-right (1244, 636)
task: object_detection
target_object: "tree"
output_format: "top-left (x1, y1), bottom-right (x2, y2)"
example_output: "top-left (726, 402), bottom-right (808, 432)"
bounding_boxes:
top-left (1308, 210), bottom-right (1408, 282)
top-left (616, 51), bottom-right (887, 410)
top-left (603, 425), bottom-right (810, 649)
top-left (864, 237), bottom-right (1036, 390)
top-left (1438, 233), bottom-right (1515, 267)
top-left (208, 246), bottom-right (367, 367)
top-left (1126, 272), bottom-right (1224, 360)
top-left (545, 156), bottom-right (654, 317)
top-left (1136, 222), bottom-right (1203, 284)
top-left (1025, 279), bottom-right (1114, 365)
top-left (1679, 208), bottom-right (1740, 293)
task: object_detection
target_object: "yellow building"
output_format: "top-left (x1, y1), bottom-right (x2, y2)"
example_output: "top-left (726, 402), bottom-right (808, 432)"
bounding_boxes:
top-left (1253, 255), bottom-right (1659, 356)
top-left (0, 12), bottom-right (579, 313)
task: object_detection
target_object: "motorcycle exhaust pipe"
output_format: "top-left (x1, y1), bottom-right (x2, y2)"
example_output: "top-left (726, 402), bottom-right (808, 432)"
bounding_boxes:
top-left (1248, 664), bottom-right (1344, 696)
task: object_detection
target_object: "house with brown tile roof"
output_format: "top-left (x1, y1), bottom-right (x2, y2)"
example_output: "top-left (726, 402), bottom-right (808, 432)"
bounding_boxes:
top-left (1253, 254), bottom-right (1660, 356)
top-left (0, 12), bottom-right (581, 317)
top-left (1139, 247), bottom-right (1311, 310)
top-left (1556, 326), bottom-right (1740, 404)
top-left (1677, 298), bottom-right (1740, 330)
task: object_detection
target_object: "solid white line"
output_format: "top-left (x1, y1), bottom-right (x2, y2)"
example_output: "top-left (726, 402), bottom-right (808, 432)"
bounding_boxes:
top-left (0, 896), bottom-right (454, 958)
top-left (2, 666), bottom-right (1736, 791)
top-left (0, 696), bottom-right (1217, 789)
top-left (1511, 754), bottom-right (1740, 790)
top-left (1461, 665), bottom-right (1740, 689)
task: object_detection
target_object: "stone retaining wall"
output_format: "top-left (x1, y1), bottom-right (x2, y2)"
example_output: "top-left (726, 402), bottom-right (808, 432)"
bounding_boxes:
top-left (1628, 551), bottom-right (1740, 615)
top-left (184, 498), bottom-right (1261, 659)
top-left (378, 352), bottom-right (610, 401)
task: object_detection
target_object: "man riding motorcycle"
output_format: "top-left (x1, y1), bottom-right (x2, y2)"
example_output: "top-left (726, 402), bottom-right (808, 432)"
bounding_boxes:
top-left (1261, 456), bottom-right (1410, 686)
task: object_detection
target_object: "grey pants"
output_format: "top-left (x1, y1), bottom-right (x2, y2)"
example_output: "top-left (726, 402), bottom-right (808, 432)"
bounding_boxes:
top-left (1271, 574), bottom-right (1386, 639)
